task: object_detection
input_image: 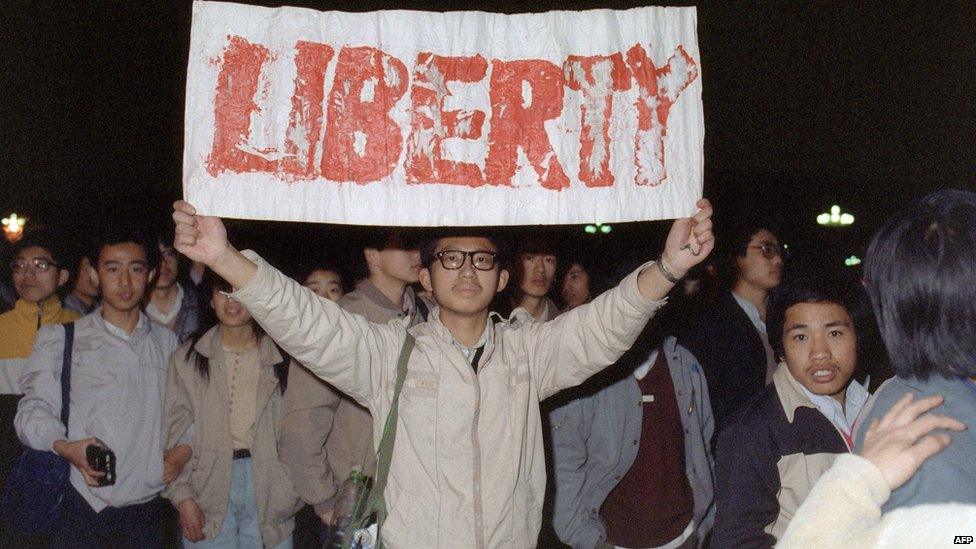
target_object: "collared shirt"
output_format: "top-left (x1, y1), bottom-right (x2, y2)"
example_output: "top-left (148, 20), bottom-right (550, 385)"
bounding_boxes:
top-left (451, 321), bottom-right (490, 365)
top-left (15, 309), bottom-right (179, 512)
top-left (796, 378), bottom-right (870, 438)
top-left (731, 292), bottom-right (778, 385)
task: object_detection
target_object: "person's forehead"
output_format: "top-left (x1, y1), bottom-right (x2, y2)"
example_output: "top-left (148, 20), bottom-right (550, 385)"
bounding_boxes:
top-left (16, 246), bottom-right (53, 260)
top-left (436, 236), bottom-right (497, 252)
top-left (749, 229), bottom-right (779, 244)
top-left (567, 263), bottom-right (586, 273)
top-left (784, 301), bottom-right (852, 326)
top-left (308, 269), bottom-right (341, 282)
top-left (99, 242), bottom-right (147, 263)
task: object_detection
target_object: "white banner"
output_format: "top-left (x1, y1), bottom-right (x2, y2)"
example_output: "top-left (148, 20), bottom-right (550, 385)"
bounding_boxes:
top-left (183, 1), bottom-right (703, 226)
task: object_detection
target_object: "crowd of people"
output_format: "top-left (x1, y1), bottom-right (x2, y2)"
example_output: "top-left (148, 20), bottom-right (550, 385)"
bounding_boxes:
top-left (0, 189), bottom-right (973, 548)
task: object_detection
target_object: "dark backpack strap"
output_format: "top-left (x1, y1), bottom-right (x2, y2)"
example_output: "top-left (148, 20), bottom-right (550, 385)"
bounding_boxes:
top-left (60, 323), bottom-right (74, 436)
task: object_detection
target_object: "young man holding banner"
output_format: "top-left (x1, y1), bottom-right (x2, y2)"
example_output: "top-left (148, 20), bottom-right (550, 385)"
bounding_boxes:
top-left (171, 198), bottom-right (713, 548)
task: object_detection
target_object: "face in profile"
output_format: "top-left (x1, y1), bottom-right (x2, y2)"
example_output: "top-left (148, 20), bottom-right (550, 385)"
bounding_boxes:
top-left (736, 229), bottom-right (784, 292)
top-left (560, 263), bottom-right (591, 309)
top-left (305, 269), bottom-right (344, 302)
top-left (420, 237), bottom-right (508, 317)
top-left (519, 252), bottom-right (557, 299)
top-left (371, 247), bottom-right (422, 285)
top-left (93, 242), bottom-right (153, 315)
top-left (781, 301), bottom-right (857, 403)
top-left (12, 246), bottom-right (68, 304)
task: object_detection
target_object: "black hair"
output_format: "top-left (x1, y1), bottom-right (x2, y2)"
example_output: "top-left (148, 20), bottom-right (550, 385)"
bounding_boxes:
top-left (554, 247), bottom-right (614, 307)
top-left (301, 263), bottom-right (351, 295)
top-left (505, 234), bottom-right (560, 309)
top-left (87, 226), bottom-right (160, 275)
top-left (716, 217), bottom-right (782, 287)
top-left (419, 229), bottom-right (511, 271)
top-left (766, 276), bottom-right (859, 360)
top-left (186, 269), bottom-right (290, 393)
top-left (12, 229), bottom-right (71, 271)
top-left (864, 189), bottom-right (976, 380)
top-left (350, 228), bottom-right (423, 281)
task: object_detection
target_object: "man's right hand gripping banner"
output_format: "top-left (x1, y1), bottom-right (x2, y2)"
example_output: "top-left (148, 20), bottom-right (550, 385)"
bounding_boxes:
top-left (183, 2), bottom-right (703, 226)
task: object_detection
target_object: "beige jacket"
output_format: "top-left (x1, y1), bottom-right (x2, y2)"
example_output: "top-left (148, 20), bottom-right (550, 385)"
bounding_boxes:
top-left (162, 326), bottom-right (302, 547)
top-left (778, 453), bottom-right (976, 548)
top-left (230, 251), bottom-right (663, 548)
top-left (281, 281), bottom-right (427, 514)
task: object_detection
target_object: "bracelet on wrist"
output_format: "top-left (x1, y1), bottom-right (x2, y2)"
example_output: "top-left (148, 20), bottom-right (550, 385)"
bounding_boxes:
top-left (656, 256), bottom-right (680, 284)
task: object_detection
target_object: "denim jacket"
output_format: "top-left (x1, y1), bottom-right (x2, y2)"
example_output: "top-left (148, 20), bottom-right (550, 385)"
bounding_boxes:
top-left (549, 336), bottom-right (716, 549)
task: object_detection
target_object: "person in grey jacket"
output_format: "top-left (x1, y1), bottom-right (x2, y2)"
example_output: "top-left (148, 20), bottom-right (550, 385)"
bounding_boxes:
top-left (550, 330), bottom-right (715, 549)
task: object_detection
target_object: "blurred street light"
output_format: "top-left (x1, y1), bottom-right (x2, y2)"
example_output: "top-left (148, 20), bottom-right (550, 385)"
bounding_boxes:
top-left (584, 223), bottom-right (612, 235)
top-left (817, 205), bottom-right (854, 227)
top-left (2, 213), bottom-right (26, 243)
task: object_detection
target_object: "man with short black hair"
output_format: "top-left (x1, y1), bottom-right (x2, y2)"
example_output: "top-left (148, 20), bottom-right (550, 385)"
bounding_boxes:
top-left (712, 277), bottom-right (868, 547)
top-left (15, 229), bottom-right (180, 547)
top-left (173, 199), bottom-right (714, 548)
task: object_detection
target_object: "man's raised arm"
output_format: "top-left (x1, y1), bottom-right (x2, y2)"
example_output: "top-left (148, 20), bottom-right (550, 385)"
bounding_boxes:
top-left (530, 199), bottom-right (714, 397)
top-left (171, 201), bottom-right (400, 405)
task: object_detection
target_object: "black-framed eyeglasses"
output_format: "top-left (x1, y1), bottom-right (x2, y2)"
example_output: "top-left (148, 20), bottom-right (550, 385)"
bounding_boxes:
top-left (10, 258), bottom-right (60, 273)
top-left (747, 242), bottom-right (789, 260)
top-left (434, 250), bottom-right (498, 271)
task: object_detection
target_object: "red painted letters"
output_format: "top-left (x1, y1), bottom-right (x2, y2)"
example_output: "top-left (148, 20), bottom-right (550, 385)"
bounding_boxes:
top-left (406, 54), bottom-right (488, 187)
top-left (321, 47), bottom-right (408, 183)
top-left (204, 36), bottom-right (698, 189)
top-left (625, 44), bottom-right (698, 186)
top-left (485, 59), bottom-right (570, 191)
top-left (563, 53), bottom-right (631, 187)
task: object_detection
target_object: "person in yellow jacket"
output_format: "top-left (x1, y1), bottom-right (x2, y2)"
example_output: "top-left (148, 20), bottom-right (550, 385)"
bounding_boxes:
top-left (0, 231), bottom-right (78, 507)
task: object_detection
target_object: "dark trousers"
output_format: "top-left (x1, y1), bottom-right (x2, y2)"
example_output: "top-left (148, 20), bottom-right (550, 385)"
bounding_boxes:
top-left (52, 485), bottom-right (165, 549)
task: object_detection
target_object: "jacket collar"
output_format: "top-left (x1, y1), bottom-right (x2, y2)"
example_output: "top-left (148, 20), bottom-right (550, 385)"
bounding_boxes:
top-left (192, 325), bottom-right (284, 368)
top-left (425, 306), bottom-right (497, 368)
top-left (13, 297), bottom-right (67, 324)
top-left (91, 307), bottom-right (152, 345)
top-left (774, 363), bottom-right (824, 423)
top-left (356, 279), bottom-right (415, 316)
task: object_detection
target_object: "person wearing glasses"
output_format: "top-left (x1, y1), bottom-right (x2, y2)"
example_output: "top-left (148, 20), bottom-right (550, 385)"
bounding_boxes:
top-left (146, 235), bottom-right (200, 343)
top-left (171, 199), bottom-right (714, 548)
top-left (0, 230), bottom-right (79, 517)
top-left (680, 220), bottom-right (788, 434)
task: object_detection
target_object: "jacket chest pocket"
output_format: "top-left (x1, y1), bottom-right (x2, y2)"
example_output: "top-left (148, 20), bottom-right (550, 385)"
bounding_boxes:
top-left (397, 371), bottom-right (440, 448)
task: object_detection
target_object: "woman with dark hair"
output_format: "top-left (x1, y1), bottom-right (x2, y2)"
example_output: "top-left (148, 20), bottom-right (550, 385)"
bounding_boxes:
top-left (162, 272), bottom-right (301, 548)
top-left (679, 219), bottom-right (787, 433)
top-left (851, 188), bottom-right (976, 511)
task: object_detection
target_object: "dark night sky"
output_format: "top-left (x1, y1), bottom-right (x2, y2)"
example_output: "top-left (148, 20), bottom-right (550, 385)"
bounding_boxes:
top-left (2, 1), bottom-right (974, 278)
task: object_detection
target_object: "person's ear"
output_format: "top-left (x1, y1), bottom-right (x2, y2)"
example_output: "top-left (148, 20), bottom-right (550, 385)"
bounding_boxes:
top-left (419, 268), bottom-right (433, 292)
top-left (88, 266), bottom-right (100, 288)
top-left (148, 268), bottom-right (157, 284)
top-left (364, 248), bottom-right (380, 268)
top-left (495, 269), bottom-right (509, 293)
top-left (57, 268), bottom-right (70, 287)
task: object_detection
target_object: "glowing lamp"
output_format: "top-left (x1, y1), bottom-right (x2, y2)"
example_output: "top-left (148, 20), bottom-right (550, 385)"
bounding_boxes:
top-left (2, 214), bottom-right (26, 243)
